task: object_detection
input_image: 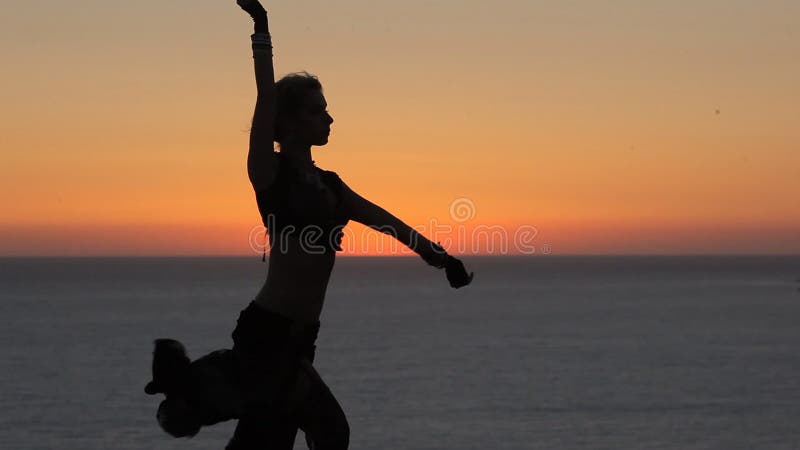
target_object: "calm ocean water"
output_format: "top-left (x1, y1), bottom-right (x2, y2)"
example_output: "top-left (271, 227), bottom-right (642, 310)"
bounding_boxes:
top-left (1, 255), bottom-right (799, 450)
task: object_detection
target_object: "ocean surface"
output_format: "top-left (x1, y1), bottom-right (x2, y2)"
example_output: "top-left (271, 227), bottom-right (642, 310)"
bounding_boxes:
top-left (1, 255), bottom-right (799, 450)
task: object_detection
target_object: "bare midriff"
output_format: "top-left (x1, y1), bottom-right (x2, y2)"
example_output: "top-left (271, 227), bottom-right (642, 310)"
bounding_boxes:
top-left (253, 237), bottom-right (336, 324)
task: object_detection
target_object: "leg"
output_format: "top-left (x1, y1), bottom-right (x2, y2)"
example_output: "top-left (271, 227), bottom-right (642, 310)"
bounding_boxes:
top-left (287, 360), bottom-right (350, 450)
top-left (226, 331), bottom-right (302, 449)
top-left (225, 410), bottom-right (299, 450)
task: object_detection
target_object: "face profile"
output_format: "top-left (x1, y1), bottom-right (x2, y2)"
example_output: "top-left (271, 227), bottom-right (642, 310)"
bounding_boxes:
top-left (273, 72), bottom-right (333, 148)
top-left (290, 89), bottom-right (334, 147)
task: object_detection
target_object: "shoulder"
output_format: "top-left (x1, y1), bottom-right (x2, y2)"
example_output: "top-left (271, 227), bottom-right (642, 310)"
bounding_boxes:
top-left (319, 168), bottom-right (344, 190)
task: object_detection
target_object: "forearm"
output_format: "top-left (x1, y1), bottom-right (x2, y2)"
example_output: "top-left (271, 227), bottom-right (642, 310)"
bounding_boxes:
top-left (248, 49), bottom-right (276, 159)
top-left (251, 33), bottom-right (274, 94)
top-left (242, 1), bottom-right (275, 150)
top-left (343, 185), bottom-right (471, 284)
top-left (245, 24), bottom-right (277, 184)
top-left (362, 204), bottom-right (446, 265)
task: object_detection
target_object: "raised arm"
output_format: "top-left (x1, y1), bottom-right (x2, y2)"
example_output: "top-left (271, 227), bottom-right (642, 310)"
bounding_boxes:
top-left (237, 0), bottom-right (278, 191)
top-left (340, 182), bottom-right (474, 288)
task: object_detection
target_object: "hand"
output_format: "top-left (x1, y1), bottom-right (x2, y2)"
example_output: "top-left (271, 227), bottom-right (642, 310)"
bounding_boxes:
top-left (444, 255), bottom-right (474, 289)
top-left (236, 0), bottom-right (267, 20)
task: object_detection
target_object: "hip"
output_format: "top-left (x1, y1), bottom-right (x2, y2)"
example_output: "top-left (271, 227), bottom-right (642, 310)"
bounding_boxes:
top-left (231, 301), bottom-right (322, 408)
top-left (232, 301), bottom-right (320, 360)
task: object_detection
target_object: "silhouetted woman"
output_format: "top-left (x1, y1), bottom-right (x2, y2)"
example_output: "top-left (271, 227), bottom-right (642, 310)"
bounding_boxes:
top-left (223, 1), bottom-right (473, 448)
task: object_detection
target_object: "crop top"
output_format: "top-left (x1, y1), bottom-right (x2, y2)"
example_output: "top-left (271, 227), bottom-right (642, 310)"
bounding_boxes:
top-left (255, 152), bottom-right (350, 253)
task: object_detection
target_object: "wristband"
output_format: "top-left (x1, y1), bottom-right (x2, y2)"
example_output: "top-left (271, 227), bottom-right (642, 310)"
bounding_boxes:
top-left (251, 33), bottom-right (273, 55)
top-left (251, 33), bottom-right (272, 46)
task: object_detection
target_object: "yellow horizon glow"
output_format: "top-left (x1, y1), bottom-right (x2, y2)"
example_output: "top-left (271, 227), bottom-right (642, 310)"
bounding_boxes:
top-left (2, 0), bottom-right (799, 255)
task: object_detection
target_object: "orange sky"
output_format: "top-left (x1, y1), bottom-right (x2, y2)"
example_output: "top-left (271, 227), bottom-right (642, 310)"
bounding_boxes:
top-left (1, 0), bottom-right (798, 256)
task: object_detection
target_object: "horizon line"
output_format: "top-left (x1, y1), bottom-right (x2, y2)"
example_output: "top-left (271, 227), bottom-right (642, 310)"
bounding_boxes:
top-left (2, 253), bottom-right (800, 259)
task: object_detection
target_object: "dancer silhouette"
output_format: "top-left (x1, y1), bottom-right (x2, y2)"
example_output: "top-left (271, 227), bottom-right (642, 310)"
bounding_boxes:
top-left (145, 1), bottom-right (473, 448)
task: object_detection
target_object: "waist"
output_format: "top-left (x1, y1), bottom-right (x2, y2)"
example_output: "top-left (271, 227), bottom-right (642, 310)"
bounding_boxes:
top-left (258, 247), bottom-right (334, 320)
top-left (246, 300), bottom-right (319, 333)
top-left (253, 288), bottom-right (326, 324)
top-left (232, 301), bottom-right (320, 363)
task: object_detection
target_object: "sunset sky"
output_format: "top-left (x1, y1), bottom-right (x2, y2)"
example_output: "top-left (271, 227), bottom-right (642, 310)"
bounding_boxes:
top-left (1, 0), bottom-right (798, 256)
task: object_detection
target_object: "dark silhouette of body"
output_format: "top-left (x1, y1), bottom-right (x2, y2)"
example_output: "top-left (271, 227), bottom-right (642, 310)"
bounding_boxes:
top-left (145, 1), bottom-right (473, 448)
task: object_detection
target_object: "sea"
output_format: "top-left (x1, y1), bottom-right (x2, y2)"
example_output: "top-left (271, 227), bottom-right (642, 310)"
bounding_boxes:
top-left (1, 255), bottom-right (799, 450)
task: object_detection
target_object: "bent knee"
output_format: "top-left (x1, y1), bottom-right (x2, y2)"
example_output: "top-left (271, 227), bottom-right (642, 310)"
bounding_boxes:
top-left (304, 401), bottom-right (349, 450)
top-left (334, 418), bottom-right (350, 449)
top-left (307, 419), bottom-right (349, 450)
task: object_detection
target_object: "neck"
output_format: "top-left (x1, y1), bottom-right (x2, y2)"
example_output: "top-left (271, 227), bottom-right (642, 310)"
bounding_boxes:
top-left (279, 142), bottom-right (315, 171)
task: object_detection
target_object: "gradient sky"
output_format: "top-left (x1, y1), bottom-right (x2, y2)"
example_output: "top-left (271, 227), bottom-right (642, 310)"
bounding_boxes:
top-left (1, 0), bottom-right (798, 255)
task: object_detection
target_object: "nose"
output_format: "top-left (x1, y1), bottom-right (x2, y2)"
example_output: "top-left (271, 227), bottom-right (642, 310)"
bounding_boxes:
top-left (326, 112), bottom-right (334, 125)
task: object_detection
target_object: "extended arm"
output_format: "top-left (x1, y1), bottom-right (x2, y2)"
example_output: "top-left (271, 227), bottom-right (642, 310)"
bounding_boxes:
top-left (340, 181), bottom-right (440, 262)
top-left (341, 182), bottom-right (474, 288)
top-left (238, 0), bottom-right (278, 191)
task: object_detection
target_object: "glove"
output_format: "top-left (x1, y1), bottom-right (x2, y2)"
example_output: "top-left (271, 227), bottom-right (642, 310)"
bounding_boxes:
top-left (444, 255), bottom-right (474, 289)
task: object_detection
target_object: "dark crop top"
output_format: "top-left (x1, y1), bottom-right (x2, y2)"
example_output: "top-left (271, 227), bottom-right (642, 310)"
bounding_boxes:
top-left (255, 152), bottom-right (350, 253)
